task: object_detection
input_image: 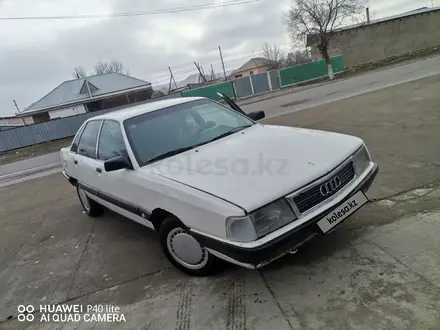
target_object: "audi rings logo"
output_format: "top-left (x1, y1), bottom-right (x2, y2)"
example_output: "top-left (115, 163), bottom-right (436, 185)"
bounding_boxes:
top-left (17, 305), bottom-right (35, 322)
top-left (319, 176), bottom-right (342, 196)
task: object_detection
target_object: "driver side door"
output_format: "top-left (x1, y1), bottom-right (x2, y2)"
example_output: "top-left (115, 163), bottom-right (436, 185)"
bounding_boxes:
top-left (94, 120), bottom-right (152, 227)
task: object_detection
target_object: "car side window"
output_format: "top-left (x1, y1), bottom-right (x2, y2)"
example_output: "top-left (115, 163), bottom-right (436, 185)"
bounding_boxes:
top-left (77, 120), bottom-right (102, 158)
top-left (71, 124), bottom-right (85, 153)
top-left (97, 120), bottom-right (127, 161)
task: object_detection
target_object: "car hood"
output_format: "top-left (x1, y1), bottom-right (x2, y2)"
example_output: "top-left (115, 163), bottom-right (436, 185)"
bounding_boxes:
top-left (144, 124), bottom-right (363, 212)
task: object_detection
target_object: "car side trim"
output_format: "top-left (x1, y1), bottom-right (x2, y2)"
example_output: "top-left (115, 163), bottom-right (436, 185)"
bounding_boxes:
top-left (77, 182), bottom-right (152, 221)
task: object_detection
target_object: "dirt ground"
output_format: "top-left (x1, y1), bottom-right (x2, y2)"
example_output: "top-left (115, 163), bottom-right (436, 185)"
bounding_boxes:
top-left (0, 137), bottom-right (72, 166)
top-left (0, 75), bottom-right (439, 330)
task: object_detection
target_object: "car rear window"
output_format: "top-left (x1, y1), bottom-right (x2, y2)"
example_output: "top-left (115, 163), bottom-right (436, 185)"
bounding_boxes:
top-left (77, 120), bottom-right (102, 158)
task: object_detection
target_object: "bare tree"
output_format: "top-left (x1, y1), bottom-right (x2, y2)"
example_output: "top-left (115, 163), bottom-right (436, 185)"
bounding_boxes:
top-left (94, 60), bottom-right (130, 75)
top-left (261, 42), bottom-right (285, 68)
top-left (72, 60), bottom-right (130, 78)
top-left (280, 49), bottom-right (312, 68)
top-left (285, 0), bottom-right (368, 79)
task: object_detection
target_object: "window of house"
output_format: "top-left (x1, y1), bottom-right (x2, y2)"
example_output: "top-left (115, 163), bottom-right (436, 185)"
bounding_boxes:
top-left (97, 120), bottom-right (127, 161)
top-left (250, 71), bottom-right (254, 75)
top-left (77, 120), bottom-right (102, 158)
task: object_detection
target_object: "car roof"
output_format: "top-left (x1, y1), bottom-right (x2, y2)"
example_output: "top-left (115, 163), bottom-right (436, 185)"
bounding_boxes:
top-left (88, 97), bottom-right (206, 122)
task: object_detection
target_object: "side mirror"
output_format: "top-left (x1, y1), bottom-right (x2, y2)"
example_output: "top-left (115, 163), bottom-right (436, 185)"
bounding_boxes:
top-left (247, 110), bottom-right (265, 121)
top-left (104, 156), bottom-right (132, 172)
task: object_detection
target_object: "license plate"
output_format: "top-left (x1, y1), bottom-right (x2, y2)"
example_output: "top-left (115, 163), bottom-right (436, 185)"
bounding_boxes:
top-left (317, 191), bottom-right (368, 233)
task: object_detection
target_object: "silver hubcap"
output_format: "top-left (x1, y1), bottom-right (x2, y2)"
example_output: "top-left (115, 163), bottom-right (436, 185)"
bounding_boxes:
top-left (167, 228), bottom-right (208, 270)
top-left (78, 187), bottom-right (90, 212)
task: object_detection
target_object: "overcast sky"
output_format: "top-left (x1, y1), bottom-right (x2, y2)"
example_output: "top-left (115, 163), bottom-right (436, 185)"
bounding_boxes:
top-left (0, 0), bottom-right (437, 116)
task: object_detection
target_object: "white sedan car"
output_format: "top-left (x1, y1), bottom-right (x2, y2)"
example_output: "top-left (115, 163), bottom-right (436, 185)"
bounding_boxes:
top-left (60, 94), bottom-right (378, 276)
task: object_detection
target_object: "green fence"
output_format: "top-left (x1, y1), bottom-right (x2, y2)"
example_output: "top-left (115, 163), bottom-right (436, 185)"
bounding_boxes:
top-left (181, 55), bottom-right (344, 102)
top-left (182, 81), bottom-right (235, 101)
top-left (279, 55), bottom-right (344, 87)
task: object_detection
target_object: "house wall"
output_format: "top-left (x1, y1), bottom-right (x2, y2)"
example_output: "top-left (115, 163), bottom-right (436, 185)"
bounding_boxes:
top-left (310, 9), bottom-right (440, 67)
top-left (232, 65), bottom-right (272, 78)
top-left (0, 117), bottom-right (25, 127)
top-left (48, 104), bottom-right (86, 119)
top-left (22, 116), bottom-right (35, 125)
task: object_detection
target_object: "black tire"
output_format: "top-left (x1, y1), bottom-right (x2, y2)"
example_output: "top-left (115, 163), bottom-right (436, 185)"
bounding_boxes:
top-left (159, 216), bottom-right (219, 276)
top-left (76, 186), bottom-right (104, 217)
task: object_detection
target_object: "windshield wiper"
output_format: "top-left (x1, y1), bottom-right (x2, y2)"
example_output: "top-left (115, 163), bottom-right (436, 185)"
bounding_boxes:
top-left (147, 146), bottom-right (195, 164)
top-left (197, 125), bottom-right (253, 146)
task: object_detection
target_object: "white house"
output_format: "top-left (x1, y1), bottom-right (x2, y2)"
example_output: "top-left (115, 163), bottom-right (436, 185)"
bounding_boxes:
top-left (17, 73), bottom-right (153, 124)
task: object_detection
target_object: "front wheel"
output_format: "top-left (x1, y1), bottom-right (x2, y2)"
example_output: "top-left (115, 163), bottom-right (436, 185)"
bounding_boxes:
top-left (159, 216), bottom-right (219, 276)
top-left (76, 186), bottom-right (104, 217)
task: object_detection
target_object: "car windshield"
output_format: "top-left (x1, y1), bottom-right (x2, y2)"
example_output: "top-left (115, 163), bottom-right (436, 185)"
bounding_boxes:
top-left (124, 99), bottom-right (255, 166)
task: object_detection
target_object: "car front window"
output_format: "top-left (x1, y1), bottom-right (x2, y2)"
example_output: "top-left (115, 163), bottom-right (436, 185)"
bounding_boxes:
top-left (124, 99), bottom-right (254, 166)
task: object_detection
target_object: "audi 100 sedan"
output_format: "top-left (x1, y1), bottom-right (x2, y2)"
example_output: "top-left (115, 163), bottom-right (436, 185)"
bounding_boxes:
top-left (60, 93), bottom-right (378, 276)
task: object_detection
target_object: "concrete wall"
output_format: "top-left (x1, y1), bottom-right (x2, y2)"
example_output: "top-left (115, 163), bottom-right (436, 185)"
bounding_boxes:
top-left (311, 9), bottom-right (440, 67)
top-left (48, 104), bottom-right (86, 119)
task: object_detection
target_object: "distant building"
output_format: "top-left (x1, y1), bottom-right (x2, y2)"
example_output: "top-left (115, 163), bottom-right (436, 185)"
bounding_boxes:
top-left (230, 58), bottom-right (278, 79)
top-left (176, 72), bottom-right (228, 91)
top-left (306, 6), bottom-right (440, 67)
top-left (17, 73), bottom-right (153, 124)
top-left (0, 116), bottom-right (25, 130)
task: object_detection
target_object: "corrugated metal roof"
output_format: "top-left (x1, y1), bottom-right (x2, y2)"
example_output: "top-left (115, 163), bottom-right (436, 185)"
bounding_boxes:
top-left (237, 57), bottom-right (276, 71)
top-left (26, 73), bottom-right (151, 112)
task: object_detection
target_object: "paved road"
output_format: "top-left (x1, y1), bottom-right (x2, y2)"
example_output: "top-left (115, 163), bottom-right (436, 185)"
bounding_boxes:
top-left (1, 56), bottom-right (439, 182)
top-left (0, 152), bottom-right (59, 178)
top-left (242, 55), bottom-right (440, 118)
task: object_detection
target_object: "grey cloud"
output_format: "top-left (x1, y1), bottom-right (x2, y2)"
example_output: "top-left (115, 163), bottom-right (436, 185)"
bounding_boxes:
top-left (0, 0), bottom-right (407, 114)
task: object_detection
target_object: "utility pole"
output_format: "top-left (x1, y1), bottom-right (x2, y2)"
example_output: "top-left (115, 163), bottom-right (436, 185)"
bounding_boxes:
top-left (193, 62), bottom-right (208, 83)
top-left (168, 67), bottom-right (178, 92)
top-left (200, 65), bottom-right (207, 82)
top-left (218, 46), bottom-right (227, 81)
top-left (13, 100), bottom-right (20, 113)
top-left (211, 64), bottom-right (215, 82)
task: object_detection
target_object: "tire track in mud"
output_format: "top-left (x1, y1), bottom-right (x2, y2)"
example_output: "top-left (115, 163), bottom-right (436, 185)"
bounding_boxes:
top-left (226, 275), bottom-right (246, 330)
top-left (175, 284), bottom-right (192, 330)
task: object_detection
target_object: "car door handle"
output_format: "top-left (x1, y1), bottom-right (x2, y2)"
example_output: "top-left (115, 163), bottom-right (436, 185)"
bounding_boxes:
top-left (95, 167), bottom-right (102, 173)
top-left (73, 160), bottom-right (78, 165)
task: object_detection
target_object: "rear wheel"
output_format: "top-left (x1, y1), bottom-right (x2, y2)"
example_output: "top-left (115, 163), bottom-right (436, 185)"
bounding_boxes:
top-left (76, 186), bottom-right (104, 217)
top-left (159, 216), bottom-right (219, 276)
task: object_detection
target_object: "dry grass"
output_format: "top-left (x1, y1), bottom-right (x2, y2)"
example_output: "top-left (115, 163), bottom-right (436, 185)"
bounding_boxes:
top-left (0, 137), bottom-right (73, 166)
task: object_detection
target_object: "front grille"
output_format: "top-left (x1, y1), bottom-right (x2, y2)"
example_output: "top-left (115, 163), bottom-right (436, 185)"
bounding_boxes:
top-left (292, 162), bottom-right (355, 213)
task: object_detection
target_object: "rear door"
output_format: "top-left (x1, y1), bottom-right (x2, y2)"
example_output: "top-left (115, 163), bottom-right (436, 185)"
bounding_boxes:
top-left (73, 120), bottom-right (103, 195)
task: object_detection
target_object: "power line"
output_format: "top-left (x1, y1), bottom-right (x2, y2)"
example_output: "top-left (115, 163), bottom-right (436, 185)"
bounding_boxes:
top-left (0, 0), bottom-right (262, 21)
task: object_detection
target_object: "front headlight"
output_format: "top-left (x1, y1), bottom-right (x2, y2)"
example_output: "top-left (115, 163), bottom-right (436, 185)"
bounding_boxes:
top-left (353, 145), bottom-right (371, 177)
top-left (226, 199), bottom-right (296, 242)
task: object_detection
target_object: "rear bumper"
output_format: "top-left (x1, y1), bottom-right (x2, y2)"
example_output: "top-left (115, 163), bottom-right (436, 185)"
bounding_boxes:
top-left (192, 163), bottom-right (379, 269)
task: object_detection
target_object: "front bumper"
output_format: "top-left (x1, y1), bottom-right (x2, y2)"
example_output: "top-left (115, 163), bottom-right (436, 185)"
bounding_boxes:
top-left (192, 163), bottom-right (378, 269)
